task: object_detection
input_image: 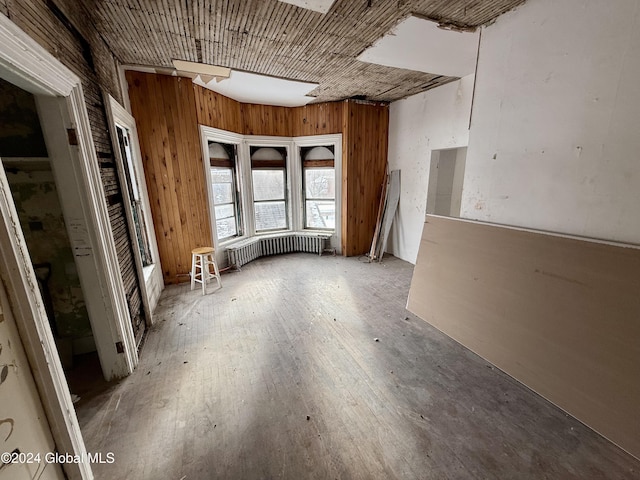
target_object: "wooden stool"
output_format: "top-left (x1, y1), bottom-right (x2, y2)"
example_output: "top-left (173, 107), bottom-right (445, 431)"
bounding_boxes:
top-left (190, 247), bottom-right (222, 294)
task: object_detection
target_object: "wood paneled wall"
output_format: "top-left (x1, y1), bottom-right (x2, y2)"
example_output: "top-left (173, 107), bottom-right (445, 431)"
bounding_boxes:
top-left (127, 71), bottom-right (213, 284)
top-left (408, 215), bottom-right (640, 459)
top-left (241, 104), bottom-right (292, 136)
top-left (292, 102), bottom-right (343, 137)
top-left (194, 85), bottom-right (243, 133)
top-left (193, 85), bottom-right (344, 138)
top-left (130, 76), bottom-right (388, 279)
top-left (342, 100), bottom-right (389, 256)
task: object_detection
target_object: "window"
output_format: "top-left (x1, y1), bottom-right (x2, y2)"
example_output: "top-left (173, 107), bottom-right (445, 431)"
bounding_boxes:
top-left (301, 146), bottom-right (335, 230)
top-left (116, 125), bottom-right (153, 265)
top-left (250, 146), bottom-right (288, 232)
top-left (210, 142), bottom-right (242, 240)
top-left (202, 128), bottom-right (341, 250)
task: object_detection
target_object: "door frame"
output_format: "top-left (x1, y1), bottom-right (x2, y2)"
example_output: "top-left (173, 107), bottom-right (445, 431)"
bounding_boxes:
top-left (0, 13), bottom-right (138, 479)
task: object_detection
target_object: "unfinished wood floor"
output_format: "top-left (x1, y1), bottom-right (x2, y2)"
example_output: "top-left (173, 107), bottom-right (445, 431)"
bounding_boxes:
top-left (76, 254), bottom-right (639, 479)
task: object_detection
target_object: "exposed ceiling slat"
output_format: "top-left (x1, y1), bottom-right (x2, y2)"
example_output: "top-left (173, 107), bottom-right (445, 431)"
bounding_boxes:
top-left (79, 0), bottom-right (526, 102)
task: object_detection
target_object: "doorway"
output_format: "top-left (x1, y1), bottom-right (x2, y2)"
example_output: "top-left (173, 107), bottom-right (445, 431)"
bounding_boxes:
top-left (426, 147), bottom-right (467, 217)
top-left (1, 77), bottom-right (109, 400)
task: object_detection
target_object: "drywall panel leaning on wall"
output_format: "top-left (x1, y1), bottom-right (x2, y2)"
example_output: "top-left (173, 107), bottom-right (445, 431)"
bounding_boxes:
top-left (408, 215), bottom-right (640, 459)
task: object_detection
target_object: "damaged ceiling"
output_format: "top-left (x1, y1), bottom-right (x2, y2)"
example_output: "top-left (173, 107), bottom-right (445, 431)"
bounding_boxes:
top-left (80, 0), bottom-right (527, 103)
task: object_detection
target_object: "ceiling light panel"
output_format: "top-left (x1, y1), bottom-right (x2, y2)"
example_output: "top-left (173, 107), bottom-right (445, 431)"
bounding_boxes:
top-left (277, 0), bottom-right (336, 14)
top-left (172, 59), bottom-right (231, 78)
top-left (194, 71), bottom-right (318, 107)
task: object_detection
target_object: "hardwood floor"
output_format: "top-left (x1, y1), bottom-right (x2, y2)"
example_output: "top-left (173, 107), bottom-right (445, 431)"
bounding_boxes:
top-left (75, 254), bottom-right (639, 479)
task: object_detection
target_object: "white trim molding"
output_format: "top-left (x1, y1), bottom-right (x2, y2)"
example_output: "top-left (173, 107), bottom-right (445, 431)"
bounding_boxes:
top-left (199, 126), bottom-right (343, 265)
top-left (0, 13), bottom-right (77, 96)
top-left (36, 92), bottom-right (138, 378)
top-left (106, 94), bottom-right (164, 322)
top-left (0, 167), bottom-right (92, 480)
top-left (293, 133), bottom-right (343, 253)
top-left (199, 126), bottom-right (246, 267)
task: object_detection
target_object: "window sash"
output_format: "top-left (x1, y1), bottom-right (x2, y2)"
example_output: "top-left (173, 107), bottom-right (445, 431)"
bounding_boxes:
top-left (303, 166), bottom-right (335, 230)
top-left (254, 199), bottom-right (288, 231)
top-left (251, 163), bottom-right (288, 231)
top-left (211, 164), bottom-right (242, 240)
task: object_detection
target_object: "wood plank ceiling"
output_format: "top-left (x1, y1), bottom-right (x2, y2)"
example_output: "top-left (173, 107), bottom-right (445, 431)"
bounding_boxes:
top-left (82, 0), bottom-right (526, 103)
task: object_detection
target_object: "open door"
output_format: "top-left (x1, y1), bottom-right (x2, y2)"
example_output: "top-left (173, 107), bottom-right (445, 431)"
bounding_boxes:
top-left (0, 274), bottom-right (66, 480)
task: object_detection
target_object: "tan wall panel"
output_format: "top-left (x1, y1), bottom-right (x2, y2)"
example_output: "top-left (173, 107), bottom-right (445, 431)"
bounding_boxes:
top-left (408, 215), bottom-right (640, 458)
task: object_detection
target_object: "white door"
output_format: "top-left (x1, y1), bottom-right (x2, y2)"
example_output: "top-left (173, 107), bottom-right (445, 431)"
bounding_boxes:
top-left (0, 279), bottom-right (65, 479)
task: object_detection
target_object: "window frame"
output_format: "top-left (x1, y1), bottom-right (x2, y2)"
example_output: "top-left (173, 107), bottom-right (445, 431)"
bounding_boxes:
top-left (301, 147), bottom-right (336, 231)
top-left (292, 135), bottom-right (342, 245)
top-left (209, 142), bottom-right (243, 241)
top-left (200, 128), bottom-right (247, 268)
top-left (200, 127), bottom-right (342, 263)
top-left (249, 145), bottom-right (290, 233)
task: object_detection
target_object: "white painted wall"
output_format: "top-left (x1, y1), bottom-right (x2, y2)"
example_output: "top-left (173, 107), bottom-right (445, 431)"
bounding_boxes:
top-left (387, 75), bottom-right (474, 263)
top-left (463, 0), bottom-right (640, 244)
top-left (451, 147), bottom-right (467, 216)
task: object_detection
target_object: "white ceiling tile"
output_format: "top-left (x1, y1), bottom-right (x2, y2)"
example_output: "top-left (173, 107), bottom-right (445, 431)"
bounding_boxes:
top-left (357, 16), bottom-right (480, 78)
top-left (194, 71), bottom-right (318, 107)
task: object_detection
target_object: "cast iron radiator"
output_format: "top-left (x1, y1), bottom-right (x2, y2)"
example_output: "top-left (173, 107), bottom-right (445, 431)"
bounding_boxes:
top-left (227, 232), bottom-right (331, 268)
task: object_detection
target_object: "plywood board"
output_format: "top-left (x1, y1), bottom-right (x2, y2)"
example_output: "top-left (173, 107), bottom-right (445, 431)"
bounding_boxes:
top-left (376, 169), bottom-right (400, 262)
top-left (408, 215), bottom-right (640, 459)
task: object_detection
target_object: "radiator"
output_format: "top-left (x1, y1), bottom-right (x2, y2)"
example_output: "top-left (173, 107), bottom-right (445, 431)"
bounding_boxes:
top-left (227, 233), bottom-right (329, 268)
top-left (228, 239), bottom-right (262, 267)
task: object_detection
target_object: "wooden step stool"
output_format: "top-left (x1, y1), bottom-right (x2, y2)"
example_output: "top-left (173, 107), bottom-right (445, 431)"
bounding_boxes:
top-left (190, 247), bottom-right (222, 294)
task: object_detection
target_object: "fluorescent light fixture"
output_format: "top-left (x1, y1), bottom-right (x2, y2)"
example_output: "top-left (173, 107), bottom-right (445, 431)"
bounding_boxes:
top-left (194, 70), bottom-right (317, 107)
top-left (277, 0), bottom-right (336, 14)
top-left (357, 16), bottom-right (480, 78)
top-left (172, 59), bottom-right (231, 78)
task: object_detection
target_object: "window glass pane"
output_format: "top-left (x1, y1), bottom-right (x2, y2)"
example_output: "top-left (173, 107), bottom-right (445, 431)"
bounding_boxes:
top-left (305, 168), bottom-right (335, 199)
top-left (216, 217), bottom-right (237, 240)
top-left (211, 167), bottom-right (232, 184)
top-left (252, 170), bottom-right (285, 201)
top-left (305, 200), bottom-right (335, 229)
top-left (212, 183), bottom-right (233, 204)
top-left (211, 167), bottom-right (234, 204)
top-left (210, 165), bottom-right (240, 240)
top-left (215, 204), bottom-right (235, 220)
top-left (255, 201), bottom-right (287, 231)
